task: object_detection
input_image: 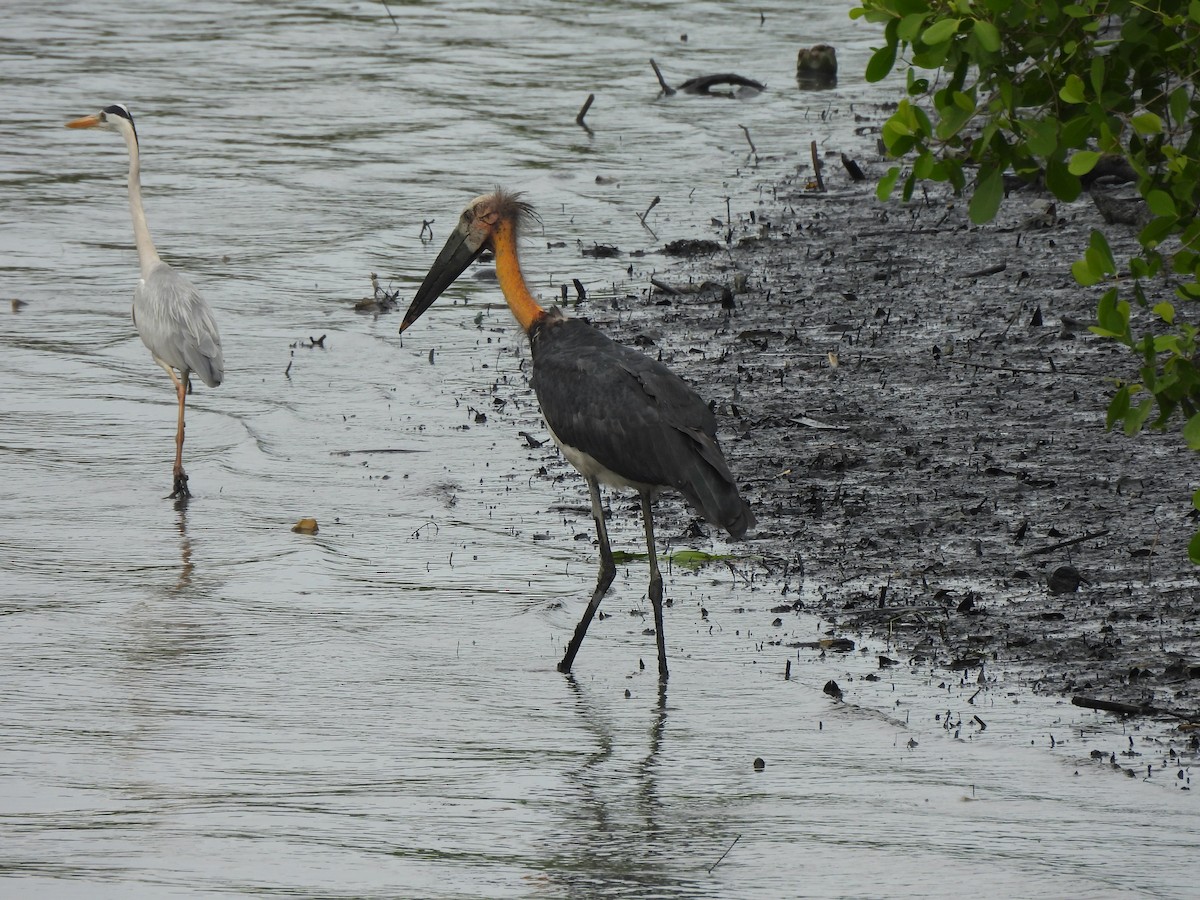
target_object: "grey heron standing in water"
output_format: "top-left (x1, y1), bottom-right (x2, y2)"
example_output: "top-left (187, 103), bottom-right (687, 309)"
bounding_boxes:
top-left (67, 104), bottom-right (223, 500)
top-left (400, 190), bottom-right (754, 679)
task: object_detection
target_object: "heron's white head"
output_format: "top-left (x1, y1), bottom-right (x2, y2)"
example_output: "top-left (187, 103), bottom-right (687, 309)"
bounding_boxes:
top-left (66, 103), bottom-right (138, 146)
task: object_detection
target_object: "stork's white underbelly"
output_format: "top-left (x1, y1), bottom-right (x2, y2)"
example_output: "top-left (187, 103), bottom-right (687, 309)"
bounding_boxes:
top-left (545, 423), bottom-right (658, 494)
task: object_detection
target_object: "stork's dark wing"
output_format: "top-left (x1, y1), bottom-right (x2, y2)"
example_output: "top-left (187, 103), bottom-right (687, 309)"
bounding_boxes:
top-left (530, 316), bottom-right (753, 537)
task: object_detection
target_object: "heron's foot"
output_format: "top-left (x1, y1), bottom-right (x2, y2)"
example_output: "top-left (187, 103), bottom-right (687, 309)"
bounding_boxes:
top-left (169, 469), bottom-right (191, 500)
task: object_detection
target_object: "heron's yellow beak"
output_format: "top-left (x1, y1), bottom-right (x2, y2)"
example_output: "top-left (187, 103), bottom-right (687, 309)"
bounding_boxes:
top-left (65, 114), bottom-right (102, 129)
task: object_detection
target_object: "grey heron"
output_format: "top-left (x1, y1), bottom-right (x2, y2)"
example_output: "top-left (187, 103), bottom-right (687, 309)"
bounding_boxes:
top-left (400, 190), bottom-right (753, 679)
top-left (67, 104), bottom-right (223, 500)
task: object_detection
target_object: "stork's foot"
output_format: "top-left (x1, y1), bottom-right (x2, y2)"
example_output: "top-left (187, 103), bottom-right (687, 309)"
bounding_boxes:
top-left (168, 469), bottom-right (191, 500)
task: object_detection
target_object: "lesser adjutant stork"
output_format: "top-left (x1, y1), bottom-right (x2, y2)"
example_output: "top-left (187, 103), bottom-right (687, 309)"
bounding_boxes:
top-left (401, 190), bottom-right (753, 679)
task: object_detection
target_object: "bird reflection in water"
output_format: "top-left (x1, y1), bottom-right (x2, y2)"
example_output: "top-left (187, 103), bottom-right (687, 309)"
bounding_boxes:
top-left (541, 677), bottom-right (718, 894)
top-left (172, 501), bottom-right (194, 593)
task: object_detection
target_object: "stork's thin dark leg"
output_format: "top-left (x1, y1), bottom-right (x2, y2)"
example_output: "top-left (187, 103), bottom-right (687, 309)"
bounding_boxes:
top-left (641, 491), bottom-right (668, 680)
top-left (558, 476), bottom-right (615, 674)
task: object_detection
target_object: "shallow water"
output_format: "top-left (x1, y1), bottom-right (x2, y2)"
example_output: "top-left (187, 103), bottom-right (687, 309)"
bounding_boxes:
top-left (1, 1), bottom-right (1197, 896)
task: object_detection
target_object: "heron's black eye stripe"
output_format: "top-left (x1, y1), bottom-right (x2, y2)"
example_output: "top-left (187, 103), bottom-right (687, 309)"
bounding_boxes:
top-left (102, 104), bottom-right (131, 121)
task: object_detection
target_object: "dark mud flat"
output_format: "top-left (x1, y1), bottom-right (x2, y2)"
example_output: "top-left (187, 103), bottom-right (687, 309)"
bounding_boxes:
top-left (556, 141), bottom-right (1199, 762)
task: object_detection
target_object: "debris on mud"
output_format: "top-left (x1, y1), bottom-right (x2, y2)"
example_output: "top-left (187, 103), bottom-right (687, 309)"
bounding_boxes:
top-left (558, 121), bottom-right (1199, 749)
top-left (649, 58), bottom-right (765, 99)
top-left (662, 239), bottom-right (722, 256)
top-left (795, 44), bottom-right (838, 89)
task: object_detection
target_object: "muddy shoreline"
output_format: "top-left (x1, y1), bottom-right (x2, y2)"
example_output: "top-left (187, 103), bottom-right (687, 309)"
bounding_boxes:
top-left (539, 133), bottom-right (1199, 764)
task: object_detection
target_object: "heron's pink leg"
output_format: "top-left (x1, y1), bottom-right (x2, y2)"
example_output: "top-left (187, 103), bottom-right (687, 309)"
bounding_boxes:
top-left (156, 360), bottom-right (191, 499)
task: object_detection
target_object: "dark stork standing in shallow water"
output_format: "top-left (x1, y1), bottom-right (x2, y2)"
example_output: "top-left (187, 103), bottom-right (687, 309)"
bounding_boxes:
top-left (400, 190), bottom-right (753, 679)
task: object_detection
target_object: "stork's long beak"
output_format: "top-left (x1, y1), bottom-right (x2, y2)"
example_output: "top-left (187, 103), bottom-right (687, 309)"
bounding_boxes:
top-left (65, 114), bottom-right (101, 129)
top-left (400, 225), bottom-right (485, 333)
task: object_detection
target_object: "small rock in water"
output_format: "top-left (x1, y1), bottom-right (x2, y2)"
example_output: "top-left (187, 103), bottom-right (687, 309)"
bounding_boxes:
top-left (291, 517), bottom-right (319, 534)
top-left (753, 757), bottom-right (766, 771)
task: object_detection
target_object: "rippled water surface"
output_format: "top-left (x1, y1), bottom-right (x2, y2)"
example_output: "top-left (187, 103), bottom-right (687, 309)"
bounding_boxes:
top-left (2, 1), bottom-right (1197, 897)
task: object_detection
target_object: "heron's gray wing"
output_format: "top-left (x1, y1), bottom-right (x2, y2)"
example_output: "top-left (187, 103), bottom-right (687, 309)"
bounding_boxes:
top-left (133, 262), bottom-right (224, 387)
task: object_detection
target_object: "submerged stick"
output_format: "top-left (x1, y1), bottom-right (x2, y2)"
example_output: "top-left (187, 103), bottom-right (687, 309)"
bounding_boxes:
top-left (708, 834), bottom-right (741, 873)
top-left (576, 93), bottom-right (595, 127)
top-left (638, 195), bottom-right (660, 225)
top-left (380, 0), bottom-right (399, 31)
top-left (739, 124), bottom-right (756, 155)
top-left (810, 140), bottom-right (825, 191)
top-left (650, 59), bottom-right (676, 96)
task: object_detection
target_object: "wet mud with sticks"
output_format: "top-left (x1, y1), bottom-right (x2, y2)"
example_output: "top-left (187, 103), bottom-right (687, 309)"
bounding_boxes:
top-left (484, 114), bottom-right (1199, 760)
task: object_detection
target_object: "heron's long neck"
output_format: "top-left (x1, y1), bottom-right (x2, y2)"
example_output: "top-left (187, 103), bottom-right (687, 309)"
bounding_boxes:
top-left (493, 219), bottom-right (545, 332)
top-left (123, 126), bottom-right (160, 277)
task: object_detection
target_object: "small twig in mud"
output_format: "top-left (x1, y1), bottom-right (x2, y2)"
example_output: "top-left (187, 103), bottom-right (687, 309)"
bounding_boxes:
top-left (849, 605), bottom-right (946, 621)
top-left (739, 124), bottom-right (756, 155)
top-left (1072, 696), bottom-right (1197, 721)
top-left (575, 93), bottom-right (595, 129)
top-left (379, 0), bottom-right (399, 32)
top-left (810, 140), bottom-right (825, 191)
top-left (650, 277), bottom-right (681, 295)
top-left (572, 278), bottom-right (586, 301)
top-left (947, 358), bottom-right (1099, 377)
top-left (724, 561), bottom-right (754, 588)
top-left (858, 227), bottom-right (949, 238)
top-left (841, 152), bottom-right (865, 181)
top-left (788, 415), bottom-right (849, 431)
top-left (1022, 529), bottom-right (1110, 557)
top-left (708, 835), bottom-right (741, 874)
top-left (284, 350), bottom-right (293, 378)
top-left (965, 262), bottom-right (1007, 278)
top-left (649, 58), bottom-right (676, 96)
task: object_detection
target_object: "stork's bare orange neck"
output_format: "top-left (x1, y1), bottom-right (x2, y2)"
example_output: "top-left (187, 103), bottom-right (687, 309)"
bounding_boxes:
top-left (492, 218), bottom-right (546, 332)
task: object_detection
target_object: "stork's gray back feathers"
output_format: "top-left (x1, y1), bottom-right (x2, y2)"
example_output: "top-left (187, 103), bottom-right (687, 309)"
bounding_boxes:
top-left (530, 313), bottom-right (753, 538)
